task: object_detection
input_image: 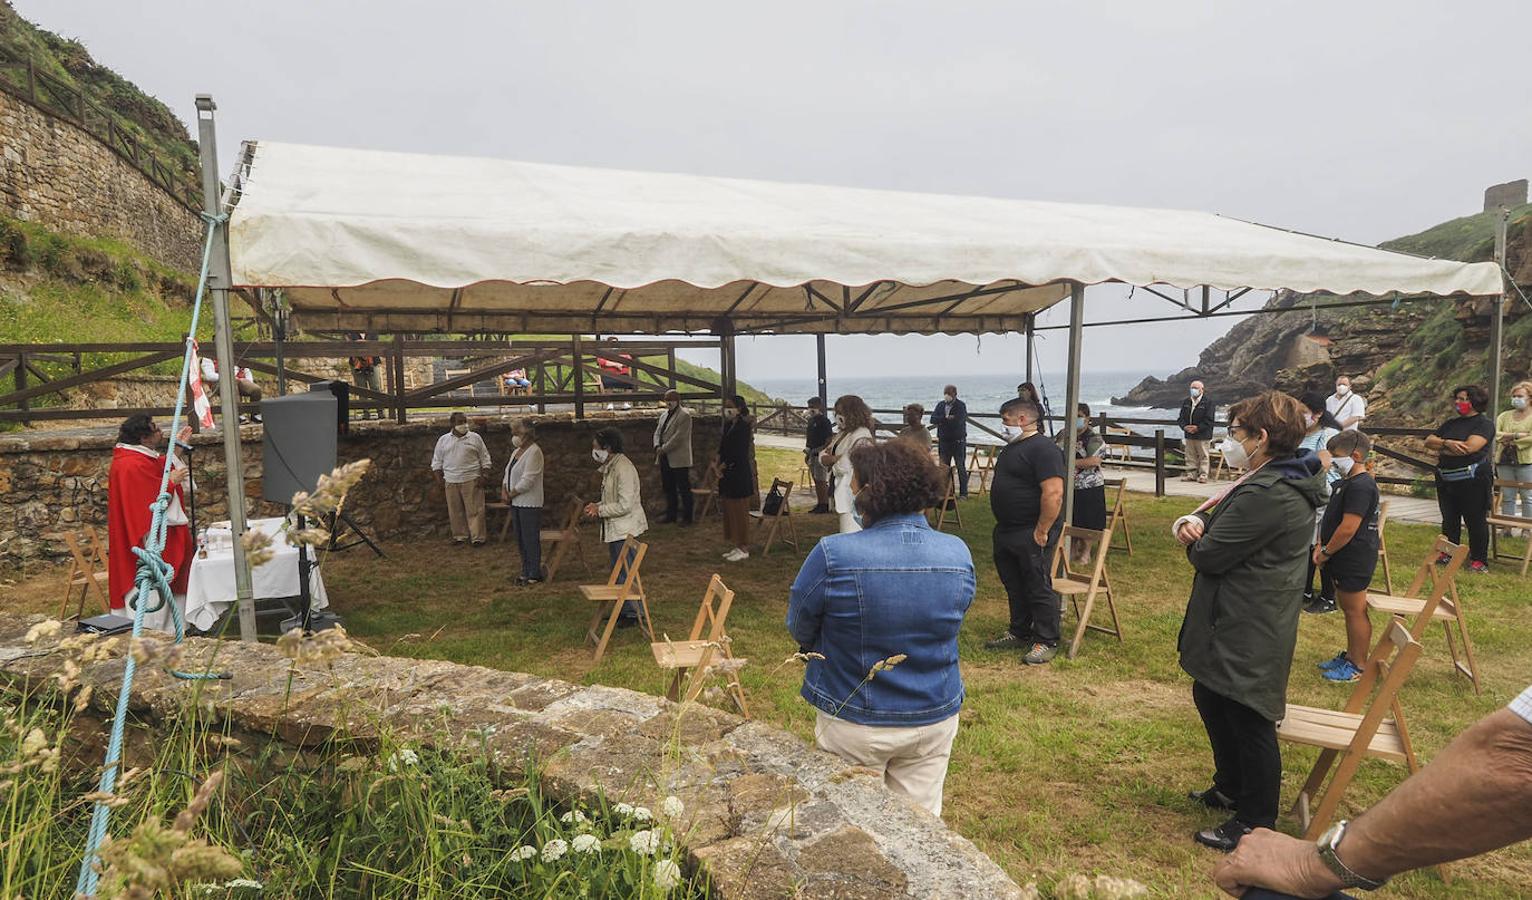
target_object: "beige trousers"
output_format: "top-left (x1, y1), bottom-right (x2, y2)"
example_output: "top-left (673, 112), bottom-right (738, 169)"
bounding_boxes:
top-left (444, 479), bottom-right (487, 543)
top-left (814, 711), bottom-right (959, 816)
top-left (1184, 438), bottom-right (1210, 478)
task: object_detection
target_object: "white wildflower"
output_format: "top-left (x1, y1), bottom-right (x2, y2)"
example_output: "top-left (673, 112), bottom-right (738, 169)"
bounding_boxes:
top-left (660, 795), bottom-right (684, 819)
top-left (559, 810), bottom-right (588, 825)
top-left (25, 619), bottom-right (62, 645)
top-left (628, 829), bottom-right (661, 855)
top-left (653, 859), bottom-right (682, 892)
top-left (540, 839), bottom-right (568, 862)
top-left (571, 834), bottom-right (600, 854)
top-left (613, 802), bottom-right (634, 817)
top-left (222, 878), bottom-right (264, 890)
top-left (20, 727), bottom-right (47, 758)
top-left (386, 748), bottom-right (419, 772)
top-left (509, 845), bottom-right (537, 861)
top-left (631, 806), bottom-right (652, 822)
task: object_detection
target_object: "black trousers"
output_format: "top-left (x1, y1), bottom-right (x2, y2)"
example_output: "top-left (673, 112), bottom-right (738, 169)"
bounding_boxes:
top-left (511, 506), bottom-right (541, 580)
top-left (938, 440), bottom-right (969, 497)
top-left (1192, 681), bottom-right (1281, 829)
top-left (1436, 474), bottom-right (1491, 564)
top-left (659, 457), bottom-right (693, 523)
top-left (993, 527), bottom-right (1060, 644)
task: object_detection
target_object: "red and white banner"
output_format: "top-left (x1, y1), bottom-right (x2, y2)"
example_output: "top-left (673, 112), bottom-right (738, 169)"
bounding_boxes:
top-left (188, 340), bottom-right (214, 429)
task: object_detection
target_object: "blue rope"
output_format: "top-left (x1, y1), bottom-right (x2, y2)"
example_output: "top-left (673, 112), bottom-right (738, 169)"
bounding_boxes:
top-left (74, 210), bottom-right (229, 897)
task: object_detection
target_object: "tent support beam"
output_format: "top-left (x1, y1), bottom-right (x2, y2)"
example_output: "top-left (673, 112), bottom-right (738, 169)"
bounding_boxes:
top-left (1033, 293), bottom-right (1441, 331)
top-left (195, 95), bottom-right (256, 643)
top-left (816, 334), bottom-right (828, 409)
top-left (1492, 208), bottom-right (1509, 407)
top-left (1024, 313), bottom-right (1035, 385)
top-left (1061, 282), bottom-right (1085, 538)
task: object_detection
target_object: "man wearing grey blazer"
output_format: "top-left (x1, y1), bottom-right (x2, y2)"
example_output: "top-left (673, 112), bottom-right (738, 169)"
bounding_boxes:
top-left (654, 389), bottom-right (695, 525)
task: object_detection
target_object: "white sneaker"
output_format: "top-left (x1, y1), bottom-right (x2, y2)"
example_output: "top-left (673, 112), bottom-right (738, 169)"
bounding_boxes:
top-left (725, 549), bottom-right (749, 562)
top-left (722, 549), bottom-right (739, 559)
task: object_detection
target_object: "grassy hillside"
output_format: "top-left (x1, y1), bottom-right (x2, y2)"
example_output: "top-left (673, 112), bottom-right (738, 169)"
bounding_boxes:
top-left (1380, 202), bottom-right (1532, 261)
top-left (0, 1), bottom-right (198, 178)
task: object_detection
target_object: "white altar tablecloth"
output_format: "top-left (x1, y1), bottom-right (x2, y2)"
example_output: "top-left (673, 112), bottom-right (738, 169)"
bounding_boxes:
top-left (182, 517), bottom-right (330, 631)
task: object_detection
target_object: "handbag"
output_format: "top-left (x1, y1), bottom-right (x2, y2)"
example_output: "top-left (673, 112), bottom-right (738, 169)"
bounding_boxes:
top-left (1438, 461), bottom-right (1482, 482)
top-left (762, 484), bottom-right (785, 517)
top-left (1499, 442), bottom-right (1520, 467)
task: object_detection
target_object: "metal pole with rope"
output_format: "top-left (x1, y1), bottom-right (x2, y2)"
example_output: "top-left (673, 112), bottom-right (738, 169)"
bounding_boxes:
top-left (194, 95), bottom-right (257, 643)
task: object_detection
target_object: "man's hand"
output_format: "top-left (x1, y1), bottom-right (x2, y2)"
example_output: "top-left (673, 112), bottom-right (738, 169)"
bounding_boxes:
top-left (582, 502), bottom-right (601, 519)
top-left (169, 466), bottom-right (189, 485)
top-left (819, 451), bottom-right (835, 467)
top-left (1175, 517), bottom-right (1205, 546)
top-left (177, 425), bottom-right (193, 445)
top-left (1186, 424), bottom-right (1198, 434)
top-left (1032, 526), bottom-right (1049, 548)
top-left (1312, 545), bottom-right (1327, 566)
top-left (1213, 828), bottom-right (1345, 899)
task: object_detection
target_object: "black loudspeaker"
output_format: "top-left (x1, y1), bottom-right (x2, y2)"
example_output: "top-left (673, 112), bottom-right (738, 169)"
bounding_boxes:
top-left (309, 380), bottom-right (350, 435)
top-left (261, 393), bottom-right (339, 504)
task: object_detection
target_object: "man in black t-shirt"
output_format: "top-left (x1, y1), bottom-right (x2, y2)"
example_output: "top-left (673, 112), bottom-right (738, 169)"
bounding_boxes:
top-left (984, 396), bottom-right (1067, 664)
top-left (804, 397), bottom-right (834, 514)
top-left (1313, 430), bottom-right (1382, 684)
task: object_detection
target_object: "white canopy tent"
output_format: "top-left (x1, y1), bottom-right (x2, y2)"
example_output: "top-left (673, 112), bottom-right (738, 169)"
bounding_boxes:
top-left (211, 133), bottom-right (1508, 624)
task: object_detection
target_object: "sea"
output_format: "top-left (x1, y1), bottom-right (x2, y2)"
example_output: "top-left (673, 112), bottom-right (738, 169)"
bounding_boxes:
top-left (749, 371), bottom-right (1182, 445)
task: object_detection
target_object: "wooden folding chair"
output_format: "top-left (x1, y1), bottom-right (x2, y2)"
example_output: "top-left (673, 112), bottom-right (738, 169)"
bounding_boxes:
top-left (1487, 479), bottom-right (1532, 576)
top-left (1051, 526), bottom-right (1122, 659)
top-left (540, 497), bottom-right (591, 582)
top-left (1103, 478), bottom-right (1134, 556)
top-left (650, 574), bottom-right (750, 717)
top-left (749, 478), bottom-right (798, 556)
top-left (579, 536), bottom-right (653, 663)
top-left (1280, 619), bottom-right (1428, 864)
top-left (1369, 500), bottom-right (1394, 595)
top-left (967, 445), bottom-right (997, 496)
top-left (57, 525), bottom-right (110, 621)
top-left (1365, 537), bottom-right (1479, 693)
top-left (928, 465), bottom-right (964, 531)
top-left (691, 461), bottom-right (721, 521)
top-left (484, 499), bottom-right (514, 543)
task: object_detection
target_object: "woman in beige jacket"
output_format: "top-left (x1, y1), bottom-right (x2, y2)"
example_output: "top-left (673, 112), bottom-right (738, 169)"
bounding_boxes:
top-left (583, 426), bottom-right (648, 625)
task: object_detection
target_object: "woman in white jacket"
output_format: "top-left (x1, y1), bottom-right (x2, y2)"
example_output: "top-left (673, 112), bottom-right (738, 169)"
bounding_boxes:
top-left (583, 426), bottom-right (648, 625)
top-left (502, 418), bottom-right (545, 585)
top-left (820, 395), bottom-right (876, 533)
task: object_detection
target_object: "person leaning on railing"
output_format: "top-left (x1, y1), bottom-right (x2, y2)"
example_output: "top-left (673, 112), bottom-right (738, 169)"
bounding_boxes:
top-left (1425, 384), bottom-right (1495, 574)
top-left (1495, 380), bottom-right (1532, 523)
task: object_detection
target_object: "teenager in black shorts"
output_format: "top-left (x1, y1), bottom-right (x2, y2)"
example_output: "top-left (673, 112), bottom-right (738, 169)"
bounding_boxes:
top-left (1314, 430), bottom-right (1382, 684)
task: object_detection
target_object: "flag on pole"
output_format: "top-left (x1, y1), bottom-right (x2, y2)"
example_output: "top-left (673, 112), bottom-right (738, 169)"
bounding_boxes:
top-left (188, 340), bottom-right (214, 429)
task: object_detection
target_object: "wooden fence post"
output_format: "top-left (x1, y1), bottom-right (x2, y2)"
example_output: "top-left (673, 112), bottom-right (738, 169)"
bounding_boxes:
top-left (535, 359), bottom-right (547, 415)
top-left (1154, 429), bottom-right (1166, 497)
top-left (572, 335), bottom-right (586, 420)
top-left (392, 336), bottom-right (407, 424)
top-left (15, 351), bottom-right (28, 426)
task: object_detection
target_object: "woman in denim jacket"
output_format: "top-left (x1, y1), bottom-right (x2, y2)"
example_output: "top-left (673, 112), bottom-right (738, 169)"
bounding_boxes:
top-left (786, 440), bottom-right (976, 815)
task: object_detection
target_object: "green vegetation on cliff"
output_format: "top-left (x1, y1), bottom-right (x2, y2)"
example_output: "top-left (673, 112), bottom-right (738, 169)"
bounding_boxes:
top-left (0, 1), bottom-right (199, 178)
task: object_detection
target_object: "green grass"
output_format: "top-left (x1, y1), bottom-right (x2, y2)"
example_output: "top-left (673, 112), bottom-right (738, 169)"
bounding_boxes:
top-left (300, 448), bottom-right (1532, 896)
top-left (1381, 206), bottom-right (1532, 262)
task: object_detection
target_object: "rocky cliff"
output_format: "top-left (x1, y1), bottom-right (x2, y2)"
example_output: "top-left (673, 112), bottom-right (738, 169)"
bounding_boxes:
top-left (1115, 204), bottom-right (1532, 426)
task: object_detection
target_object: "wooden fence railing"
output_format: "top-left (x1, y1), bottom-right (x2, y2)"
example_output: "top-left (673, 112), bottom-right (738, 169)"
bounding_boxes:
top-left (0, 46), bottom-right (201, 211)
top-left (0, 338), bottom-right (724, 424)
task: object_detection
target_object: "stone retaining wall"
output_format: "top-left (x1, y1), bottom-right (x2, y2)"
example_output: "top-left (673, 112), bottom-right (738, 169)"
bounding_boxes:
top-left (0, 614), bottom-right (1024, 899)
top-left (0, 90), bottom-right (202, 270)
top-left (0, 412), bottom-right (722, 567)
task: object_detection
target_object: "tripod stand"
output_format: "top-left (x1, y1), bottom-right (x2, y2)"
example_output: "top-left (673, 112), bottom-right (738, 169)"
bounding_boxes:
top-left (325, 508), bottom-right (384, 558)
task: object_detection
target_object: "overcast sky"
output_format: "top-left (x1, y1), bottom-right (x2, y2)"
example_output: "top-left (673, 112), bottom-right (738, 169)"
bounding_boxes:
top-left (18, 0), bottom-right (1530, 382)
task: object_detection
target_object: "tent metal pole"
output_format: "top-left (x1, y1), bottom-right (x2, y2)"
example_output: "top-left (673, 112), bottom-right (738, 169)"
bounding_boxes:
top-left (194, 95), bottom-right (257, 643)
top-left (1492, 208), bottom-right (1509, 407)
top-left (1024, 313), bottom-right (1035, 384)
top-left (816, 334), bottom-right (828, 409)
top-left (1061, 283), bottom-right (1085, 532)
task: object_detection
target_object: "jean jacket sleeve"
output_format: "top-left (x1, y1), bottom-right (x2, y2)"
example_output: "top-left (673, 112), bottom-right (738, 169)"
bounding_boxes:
top-left (786, 542), bottom-right (830, 649)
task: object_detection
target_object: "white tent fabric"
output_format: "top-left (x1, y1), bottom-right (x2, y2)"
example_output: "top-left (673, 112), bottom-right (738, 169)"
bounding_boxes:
top-left (227, 141), bottom-right (1502, 334)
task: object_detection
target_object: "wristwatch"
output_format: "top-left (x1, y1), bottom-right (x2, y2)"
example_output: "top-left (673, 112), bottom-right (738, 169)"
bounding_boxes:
top-left (1316, 820), bottom-right (1388, 891)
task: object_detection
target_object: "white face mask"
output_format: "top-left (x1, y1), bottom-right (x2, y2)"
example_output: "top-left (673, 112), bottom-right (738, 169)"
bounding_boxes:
top-left (725, 407), bottom-right (738, 419)
top-left (511, 435), bottom-right (523, 448)
top-left (1515, 396), bottom-right (1529, 410)
top-left (452, 424), bottom-right (469, 436)
top-left (834, 414), bottom-right (847, 429)
top-left (1304, 412), bottom-right (1317, 428)
top-left (1189, 387), bottom-right (1201, 399)
top-left (1335, 384), bottom-right (1350, 397)
top-left (1219, 434), bottom-right (1252, 469)
top-left (592, 448), bottom-right (609, 464)
top-left (1001, 422), bottom-right (1024, 441)
top-left (667, 400), bottom-right (680, 410)
top-left (944, 394), bottom-right (956, 403)
top-left (1332, 456), bottom-right (1356, 477)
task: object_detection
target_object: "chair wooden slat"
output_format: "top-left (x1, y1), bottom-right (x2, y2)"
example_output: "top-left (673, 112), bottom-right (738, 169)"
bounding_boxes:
top-left (649, 574), bottom-right (749, 717)
top-left (1051, 525), bottom-right (1122, 659)
top-left (57, 525), bottom-right (110, 621)
top-left (540, 497), bottom-right (590, 582)
top-left (1363, 537), bottom-right (1479, 692)
top-left (579, 535), bottom-right (652, 663)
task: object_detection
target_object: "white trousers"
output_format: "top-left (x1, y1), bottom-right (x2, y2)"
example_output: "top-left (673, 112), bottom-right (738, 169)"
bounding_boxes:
top-left (814, 711), bottom-right (959, 816)
top-left (838, 511), bottom-right (862, 534)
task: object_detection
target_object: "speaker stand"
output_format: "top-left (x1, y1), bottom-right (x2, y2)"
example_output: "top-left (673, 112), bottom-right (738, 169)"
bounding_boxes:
top-left (326, 508), bottom-right (385, 558)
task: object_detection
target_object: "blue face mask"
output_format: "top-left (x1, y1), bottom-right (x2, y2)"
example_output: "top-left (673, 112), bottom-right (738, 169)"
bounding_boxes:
top-left (1075, 418), bottom-right (1087, 431)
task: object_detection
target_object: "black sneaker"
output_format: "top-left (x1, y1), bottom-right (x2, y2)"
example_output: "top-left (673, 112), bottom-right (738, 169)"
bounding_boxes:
top-left (984, 631), bottom-right (1026, 650)
top-left (1194, 817), bottom-right (1253, 853)
top-left (1303, 594), bottom-right (1338, 615)
top-left (1188, 786), bottom-right (1237, 812)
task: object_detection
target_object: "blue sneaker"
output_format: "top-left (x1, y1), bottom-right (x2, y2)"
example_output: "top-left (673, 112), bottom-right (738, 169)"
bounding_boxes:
top-left (1316, 651), bottom-right (1349, 672)
top-left (1322, 659), bottom-right (1364, 683)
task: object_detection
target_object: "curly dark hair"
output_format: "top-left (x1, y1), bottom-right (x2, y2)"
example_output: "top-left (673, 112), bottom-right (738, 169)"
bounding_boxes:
top-left (594, 426), bottom-right (624, 453)
top-left (1452, 384), bottom-right (1489, 413)
top-left (833, 394), bottom-right (876, 433)
top-left (847, 440), bottom-right (944, 526)
top-left (117, 413), bottom-right (157, 446)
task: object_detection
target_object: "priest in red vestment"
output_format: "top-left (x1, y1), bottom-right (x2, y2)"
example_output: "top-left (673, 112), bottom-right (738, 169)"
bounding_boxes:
top-left (107, 415), bottom-right (194, 611)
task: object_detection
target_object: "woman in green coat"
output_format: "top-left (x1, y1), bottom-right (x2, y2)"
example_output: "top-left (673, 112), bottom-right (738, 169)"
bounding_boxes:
top-left (1172, 392), bottom-right (1327, 853)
